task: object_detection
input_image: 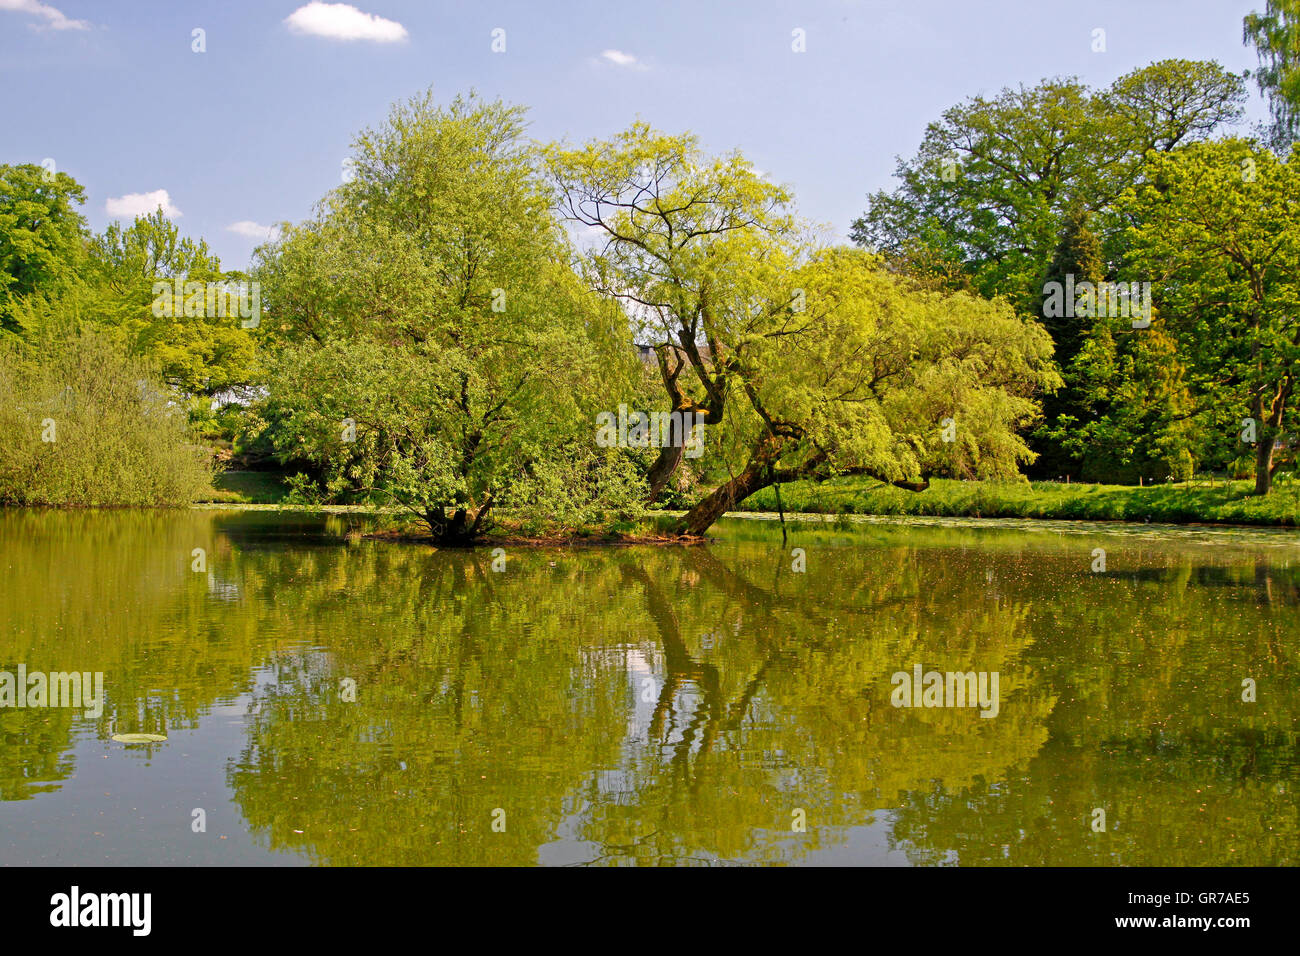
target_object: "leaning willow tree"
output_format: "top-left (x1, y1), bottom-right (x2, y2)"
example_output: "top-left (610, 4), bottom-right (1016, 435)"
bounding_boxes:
top-left (548, 125), bottom-right (1060, 536)
top-left (255, 92), bottom-right (644, 543)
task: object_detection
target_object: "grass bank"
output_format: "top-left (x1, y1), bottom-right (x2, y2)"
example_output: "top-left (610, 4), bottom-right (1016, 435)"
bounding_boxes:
top-left (741, 477), bottom-right (1300, 527)
top-left (204, 470), bottom-right (1300, 528)
top-left (202, 470), bottom-right (294, 504)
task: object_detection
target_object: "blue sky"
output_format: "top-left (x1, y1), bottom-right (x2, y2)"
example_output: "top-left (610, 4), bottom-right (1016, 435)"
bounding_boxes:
top-left (1, 0), bottom-right (1271, 269)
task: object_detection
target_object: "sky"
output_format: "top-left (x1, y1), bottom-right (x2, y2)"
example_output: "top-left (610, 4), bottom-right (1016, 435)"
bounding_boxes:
top-left (1, 0), bottom-right (1273, 269)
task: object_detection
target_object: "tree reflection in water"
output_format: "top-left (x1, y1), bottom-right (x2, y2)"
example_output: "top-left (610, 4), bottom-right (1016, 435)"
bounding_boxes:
top-left (0, 510), bottom-right (1296, 864)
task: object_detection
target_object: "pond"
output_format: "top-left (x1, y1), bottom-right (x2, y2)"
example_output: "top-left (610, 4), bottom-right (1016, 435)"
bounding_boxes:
top-left (1, 509), bottom-right (1296, 866)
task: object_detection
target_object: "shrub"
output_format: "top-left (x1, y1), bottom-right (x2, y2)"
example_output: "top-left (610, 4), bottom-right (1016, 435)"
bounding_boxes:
top-left (0, 331), bottom-right (213, 505)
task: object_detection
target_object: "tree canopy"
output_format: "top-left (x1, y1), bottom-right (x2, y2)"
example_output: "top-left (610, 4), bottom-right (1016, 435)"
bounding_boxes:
top-left (1122, 139), bottom-right (1300, 494)
top-left (550, 125), bottom-right (1058, 534)
top-left (255, 92), bottom-right (644, 542)
top-left (0, 163), bottom-right (90, 336)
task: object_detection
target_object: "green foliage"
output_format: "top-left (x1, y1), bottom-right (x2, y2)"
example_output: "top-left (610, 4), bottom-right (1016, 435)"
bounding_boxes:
top-left (1039, 207), bottom-right (1104, 368)
top-left (499, 449), bottom-right (648, 536)
top-left (1122, 139), bottom-right (1300, 493)
top-left (730, 247), bottom-right (1060, 484)
top-left (0, 330), bottom-right (213, 505)
top-left (86, 209), bottom-right (259, 397)
top-left (0, 164), bottom-right (91, 335)
top-left (255, 91), bottom-right (646, 541)
top-left (1, 165), bottom-right (258, 453)
top-left (1061, 317), bottom-right (1198, 482)
top-left (850, 61), bottom-right (1248, 485)
top-left (1035, 209), bottom-right (1198, 481)
top-left (850, 61), bottom-right (1246, 312)
top-left (742, 476), bottom-right (1300, 525)
top-left (0, 167), bottom-right (251, 502)
top-left (1032, 207), bottom-right (1102, 476)
top-left (1244, 1), bottom-right (1300, 146)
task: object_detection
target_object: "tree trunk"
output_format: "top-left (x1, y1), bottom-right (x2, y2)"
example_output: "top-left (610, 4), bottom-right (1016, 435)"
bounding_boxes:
top-left (1251, 389), bottom-right (1275, 496)
top-left (675, 464), bottom-right (931, 536)
top-left (1254, 436), bottom-right (1274, 496)
top-left (423, 504), bottom-right (486, 545)
top-left (644, 401), bottom-right (717, 504)
top-left (646, 443), bottom-right (685, 502)
top-left (675, 456), bottom-right (778, 537)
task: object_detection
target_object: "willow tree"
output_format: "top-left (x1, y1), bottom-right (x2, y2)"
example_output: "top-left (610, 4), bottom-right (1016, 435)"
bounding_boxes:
top-left (545, 124), bottom-right (801, 502)
top-left (547, 126), bottom-right (1057, 536)
top-left (1244, 1), bottom-right (1300, 146)
top-left (674, 248), bottom-right (1059, 535)
top-left (256, 92), bottom-right (642, 543)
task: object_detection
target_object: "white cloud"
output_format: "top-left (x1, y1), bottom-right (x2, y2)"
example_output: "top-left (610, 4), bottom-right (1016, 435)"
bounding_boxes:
top-left (105, 190), bottom-right (181, 220)
top-left (0, 0), bottom-right (90, 30)
top-left (599, 49), bottom-right (647, 70)
top-left (284, 2), bottom-right (408, 42)
top-left (226, 220), bottom-right (280, 241)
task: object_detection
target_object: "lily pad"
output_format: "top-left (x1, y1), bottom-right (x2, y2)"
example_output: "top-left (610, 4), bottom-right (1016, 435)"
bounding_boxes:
top-left (111, 733), bottom-right (168, 744)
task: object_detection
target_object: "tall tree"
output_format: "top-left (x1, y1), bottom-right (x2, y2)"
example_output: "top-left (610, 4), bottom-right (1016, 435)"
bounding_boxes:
top-left (88, 209), bottom-right (258, 397)
top-left (546, 124), bottom-right (801, 502)
top-left (0, 164), bottom-right (90, 335)
top-left (549, 125), bottom-right (1057, 535)
top-left (1123, 139), bottom-right (1300, 494)
top-left (850, 60), bottom-right (1246, 313)
top-left (257, 92), bottom-right (641, 543)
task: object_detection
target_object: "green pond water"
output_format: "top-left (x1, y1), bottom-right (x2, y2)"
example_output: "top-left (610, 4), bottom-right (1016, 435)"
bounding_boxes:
top-left (0, 509), bottom-right (1296, 866)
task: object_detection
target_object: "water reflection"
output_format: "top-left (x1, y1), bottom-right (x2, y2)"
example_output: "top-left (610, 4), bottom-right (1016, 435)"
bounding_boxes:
top-left (0, 509), bottom-right (1296, 865)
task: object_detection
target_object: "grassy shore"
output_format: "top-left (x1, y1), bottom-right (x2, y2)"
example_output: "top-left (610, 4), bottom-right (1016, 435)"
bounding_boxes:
top-left (206, 470), bottom-right (1300, 527)
top-left (203, 470), bottom-right (293, 504)
top-left (742, 476), bottom-right (1300, 526)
